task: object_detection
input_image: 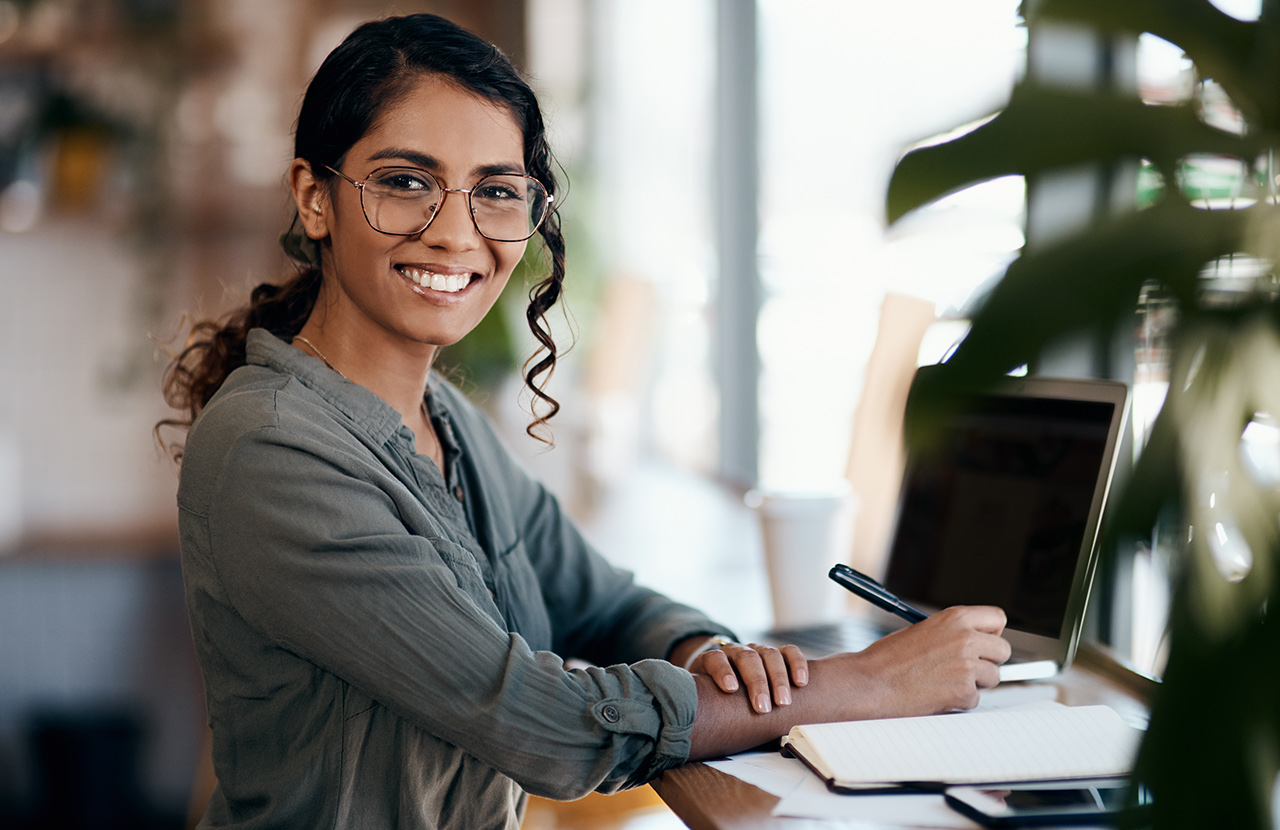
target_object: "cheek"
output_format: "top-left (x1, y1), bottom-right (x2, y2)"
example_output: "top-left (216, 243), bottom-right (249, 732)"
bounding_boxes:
top-left (496, 241), bottom-right (528, 279)
top-left (331, 218), bottom-right (395, 274)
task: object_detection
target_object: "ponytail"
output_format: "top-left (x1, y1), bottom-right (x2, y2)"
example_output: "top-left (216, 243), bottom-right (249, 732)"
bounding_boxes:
top-left (156, 266), bottom-right (321, 460)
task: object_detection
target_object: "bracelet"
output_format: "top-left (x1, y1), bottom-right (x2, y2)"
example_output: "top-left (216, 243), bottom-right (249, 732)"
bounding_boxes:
top-left (684, 635), bottom-right (736, 668)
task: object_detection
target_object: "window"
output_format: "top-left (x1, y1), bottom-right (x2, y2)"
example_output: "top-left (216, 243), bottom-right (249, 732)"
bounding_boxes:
top-left (756, 1), bottom-right (1027, 487)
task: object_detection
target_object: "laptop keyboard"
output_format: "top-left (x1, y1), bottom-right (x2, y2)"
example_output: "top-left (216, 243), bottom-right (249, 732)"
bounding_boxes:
top-left (759, 618), bottom-right (893, 656)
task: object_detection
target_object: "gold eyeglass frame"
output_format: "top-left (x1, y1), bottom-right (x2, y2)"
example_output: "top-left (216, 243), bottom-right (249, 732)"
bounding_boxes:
top-left (324, 164), bottom-right (553, 243)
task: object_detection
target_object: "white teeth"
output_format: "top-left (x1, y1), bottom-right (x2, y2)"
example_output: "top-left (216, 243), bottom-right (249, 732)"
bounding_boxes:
top-left (401, 267), bottom-right (470, 293)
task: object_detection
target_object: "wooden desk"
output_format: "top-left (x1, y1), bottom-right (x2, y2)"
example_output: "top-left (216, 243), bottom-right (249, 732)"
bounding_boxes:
top-left (651, 645), bottom-right (1155, 830)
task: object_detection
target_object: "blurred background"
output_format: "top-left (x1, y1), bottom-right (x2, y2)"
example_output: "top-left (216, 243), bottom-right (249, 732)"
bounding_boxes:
top-left (0, 0), bottom-right (1213, 826)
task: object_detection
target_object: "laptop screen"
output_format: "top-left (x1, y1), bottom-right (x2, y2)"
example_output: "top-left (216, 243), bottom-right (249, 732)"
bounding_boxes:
top-left (881, 393), bottom-right (1118, 639)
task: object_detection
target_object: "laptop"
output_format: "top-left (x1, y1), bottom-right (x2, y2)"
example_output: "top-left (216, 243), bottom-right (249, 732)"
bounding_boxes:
top-left (771, 365), bottom-right (1129, 682)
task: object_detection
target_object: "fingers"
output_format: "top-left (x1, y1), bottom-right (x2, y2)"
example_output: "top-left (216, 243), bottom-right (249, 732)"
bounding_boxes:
top-left (738, 644), bottom-right (782, 713)
top-left (975, 656), bottom-right (1002, 690)
top-left (702, 643), bottom-right (809, 713)
top-left (859, 605), bottom-right (1014, 716)
top-left (915, 606), bottom-right (1011, 664)
top-left (699, 649), bottom-right (740, 693)
top-left (783, 644), bottom-right (809, 686)
top-left (945, 654), bottom-right (1003, 711)
top-left (941, 604), bottom-right (1008, 636)
top-left (983, 631), bottom-right (1013, 666)
top-left (953, 608), bottom-right (1013, 666)
top-left (726, 644), bottom-right (785, 713)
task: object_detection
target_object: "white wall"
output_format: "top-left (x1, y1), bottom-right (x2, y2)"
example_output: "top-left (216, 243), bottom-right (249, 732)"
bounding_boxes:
top-left (0, 221), bottom-right (177, 546)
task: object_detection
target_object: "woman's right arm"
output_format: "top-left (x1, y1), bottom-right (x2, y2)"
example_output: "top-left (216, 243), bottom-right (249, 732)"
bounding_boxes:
top-left (687, 605), bottom-right (1012, 759)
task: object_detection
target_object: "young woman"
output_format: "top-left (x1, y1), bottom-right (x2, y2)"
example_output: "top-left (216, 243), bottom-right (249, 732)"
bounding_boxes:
top-left (162, 13), bottom-right (1010, 829)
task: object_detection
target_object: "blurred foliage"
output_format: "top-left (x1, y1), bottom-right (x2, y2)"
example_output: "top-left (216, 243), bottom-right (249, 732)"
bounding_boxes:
top-left (0, 1), bottom-right (190, 390)
top-left (887, 0), bottom-right (1280, 826)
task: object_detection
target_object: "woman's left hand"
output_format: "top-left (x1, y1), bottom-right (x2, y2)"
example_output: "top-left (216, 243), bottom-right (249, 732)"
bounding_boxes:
top-left (688, 641), bottom-right (808, 714)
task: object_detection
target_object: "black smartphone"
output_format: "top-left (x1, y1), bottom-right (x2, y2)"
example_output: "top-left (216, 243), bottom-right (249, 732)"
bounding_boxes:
top-left (944, 780), bottom-right (1148, 827)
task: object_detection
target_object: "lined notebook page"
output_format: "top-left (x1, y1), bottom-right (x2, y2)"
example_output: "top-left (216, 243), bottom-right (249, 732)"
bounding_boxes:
top-left (794, 704), bottom-right (1139, 785)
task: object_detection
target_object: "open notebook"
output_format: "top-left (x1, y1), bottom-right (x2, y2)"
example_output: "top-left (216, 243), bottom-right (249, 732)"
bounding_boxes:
top-left (771, 367), bottom-right (1129, 682)
top-left (781, 704), bottom-right (1139, 793)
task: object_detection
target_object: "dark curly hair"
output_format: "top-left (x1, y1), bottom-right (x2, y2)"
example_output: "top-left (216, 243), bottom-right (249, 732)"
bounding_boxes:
top-left (158, 13), bottom-right (566, 458)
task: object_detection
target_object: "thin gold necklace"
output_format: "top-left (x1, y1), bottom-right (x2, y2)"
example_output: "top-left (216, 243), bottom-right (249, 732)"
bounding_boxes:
top-left (295, 334), bottom-right (440, 459)
top-left (293, 335), bottom-right (349, 381)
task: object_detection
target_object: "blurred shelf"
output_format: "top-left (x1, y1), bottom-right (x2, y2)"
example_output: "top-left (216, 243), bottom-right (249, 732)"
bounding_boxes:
top-left (4, 517), bottom-right (180, 562)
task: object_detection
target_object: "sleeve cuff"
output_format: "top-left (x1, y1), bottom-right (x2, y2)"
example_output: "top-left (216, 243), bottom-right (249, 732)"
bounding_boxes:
top-left (587, 659), bottom-right (698, 788)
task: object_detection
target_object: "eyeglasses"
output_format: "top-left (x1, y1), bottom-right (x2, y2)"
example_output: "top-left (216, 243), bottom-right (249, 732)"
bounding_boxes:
top-left (325, 165), bottom-right (553, 242)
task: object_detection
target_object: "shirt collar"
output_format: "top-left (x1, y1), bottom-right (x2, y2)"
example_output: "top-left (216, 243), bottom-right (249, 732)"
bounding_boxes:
top-left (245, 328), bottom-right (408, 445)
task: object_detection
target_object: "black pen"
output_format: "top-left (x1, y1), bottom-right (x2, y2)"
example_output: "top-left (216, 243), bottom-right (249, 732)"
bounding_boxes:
top-left (828, 564), bottom-right (928, 624)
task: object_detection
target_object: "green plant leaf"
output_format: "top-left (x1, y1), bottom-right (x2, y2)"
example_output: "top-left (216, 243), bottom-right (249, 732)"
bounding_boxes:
top-left (1034, 0), bottom-right (1280, 129)
top-left (1134, 601), bottom-right (1280, 828)
top-left (887, 85), bottom-right (1263, 225)
top-left (902, 201), bottom-right (1252, 453)
top-left (959, 201), bottom-right (1242, 365)
top-left (1169, 313), bottom-right (1280, 636)
top-left (888, 3), bottom-right (1280, 825)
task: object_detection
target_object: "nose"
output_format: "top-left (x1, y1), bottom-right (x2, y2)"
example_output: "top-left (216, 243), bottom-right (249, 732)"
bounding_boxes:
top-left (422, 188), bottom-right (480, 249)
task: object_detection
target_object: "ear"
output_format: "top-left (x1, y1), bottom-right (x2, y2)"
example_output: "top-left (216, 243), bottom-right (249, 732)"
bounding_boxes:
top-left (290, 158), bottom-right (331, 241)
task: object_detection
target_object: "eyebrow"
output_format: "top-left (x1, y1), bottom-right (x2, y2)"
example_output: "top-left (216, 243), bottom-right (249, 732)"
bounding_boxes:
top-left (366, 147), bottom-right (525, 179)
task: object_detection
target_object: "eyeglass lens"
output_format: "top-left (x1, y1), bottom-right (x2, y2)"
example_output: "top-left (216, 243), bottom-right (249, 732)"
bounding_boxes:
top-left (360, 167), bottom-right (548, 241)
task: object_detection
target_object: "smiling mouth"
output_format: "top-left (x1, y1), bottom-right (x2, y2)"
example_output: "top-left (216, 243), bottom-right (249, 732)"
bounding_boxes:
top-left (397, 266), bottom-right (475, 293)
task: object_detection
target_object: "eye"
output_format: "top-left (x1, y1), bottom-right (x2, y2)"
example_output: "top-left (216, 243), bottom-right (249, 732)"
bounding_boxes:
top-left (368, 168), bottom-right (438, 195)
top-left (473, 177), bottom-right (525, 203)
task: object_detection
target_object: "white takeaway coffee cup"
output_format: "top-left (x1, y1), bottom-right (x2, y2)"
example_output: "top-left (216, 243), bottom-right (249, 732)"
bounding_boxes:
top-left (745, 483), bottom-right (855, 630)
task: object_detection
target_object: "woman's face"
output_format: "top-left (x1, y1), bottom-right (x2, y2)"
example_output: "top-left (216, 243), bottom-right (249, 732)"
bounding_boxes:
top-left (300, 74), bottom-right (529, 354)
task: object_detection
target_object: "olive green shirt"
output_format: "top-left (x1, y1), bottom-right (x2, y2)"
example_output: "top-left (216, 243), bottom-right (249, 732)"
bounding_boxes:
top-left (178, 329), bottom-right (732, 829)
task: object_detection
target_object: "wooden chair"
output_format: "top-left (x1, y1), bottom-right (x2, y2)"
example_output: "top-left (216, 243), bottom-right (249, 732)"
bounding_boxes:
top-left (842, 292), bottom-right (937, 579)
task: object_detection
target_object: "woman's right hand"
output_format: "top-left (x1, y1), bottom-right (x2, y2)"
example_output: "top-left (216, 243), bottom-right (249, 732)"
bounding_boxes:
top-left (826, 605), bottom-right (1012, 719)
top-left (687, 604), bottom-right (1011, 760)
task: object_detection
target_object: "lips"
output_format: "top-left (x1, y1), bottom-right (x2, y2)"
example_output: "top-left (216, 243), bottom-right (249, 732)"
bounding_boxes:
top-left (396, 265), bottom-right (476, 293)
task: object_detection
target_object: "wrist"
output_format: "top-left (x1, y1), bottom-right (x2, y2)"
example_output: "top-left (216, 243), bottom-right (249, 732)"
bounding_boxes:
top-left (675, 634), bottom-right (735, 670)
top-left (809, 652), bottom-right (890, 721)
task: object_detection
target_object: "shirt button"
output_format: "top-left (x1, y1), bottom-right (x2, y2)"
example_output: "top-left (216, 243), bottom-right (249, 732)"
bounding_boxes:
top-left (602, 705), bottom-right (620, 723)
top-left (453, 485), bottom-right (464, 502)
